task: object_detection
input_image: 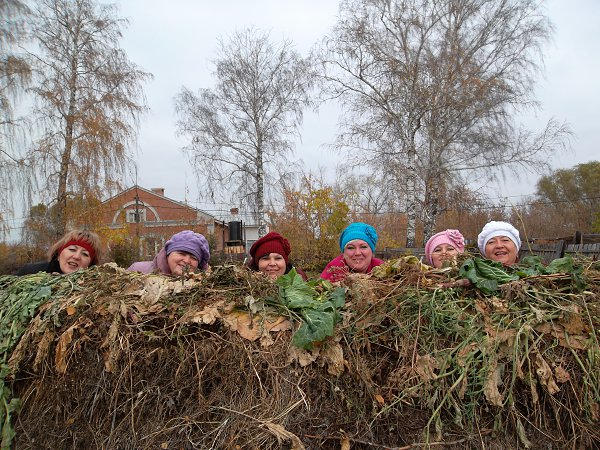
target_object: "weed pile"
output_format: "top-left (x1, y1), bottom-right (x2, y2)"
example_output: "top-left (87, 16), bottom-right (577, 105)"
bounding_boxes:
top-left (0, 257), bottom-right (599, 449)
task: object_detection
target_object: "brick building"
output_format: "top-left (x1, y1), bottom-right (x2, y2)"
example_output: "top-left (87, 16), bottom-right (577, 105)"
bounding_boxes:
top-left (102, 185), bottom-right (228, 259)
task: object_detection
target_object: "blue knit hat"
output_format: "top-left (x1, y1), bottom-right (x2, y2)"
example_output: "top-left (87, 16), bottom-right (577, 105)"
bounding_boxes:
top-left (165, 230), bottom-right (210, 269)
top-left (339, 222), bottom-right (378, 253)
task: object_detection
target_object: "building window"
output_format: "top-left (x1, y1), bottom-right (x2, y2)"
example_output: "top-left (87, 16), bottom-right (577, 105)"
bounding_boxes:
top-left (126, 209), bottom-right (146, 223)
top-left (142, 237), bottom-right (163, 258)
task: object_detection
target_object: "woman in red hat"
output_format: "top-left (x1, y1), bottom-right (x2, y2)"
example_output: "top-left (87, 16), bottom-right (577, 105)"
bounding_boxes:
top-left (16, 229), bottom-right (102, 275)
top-left (247, 232), bottom-right (307, 280)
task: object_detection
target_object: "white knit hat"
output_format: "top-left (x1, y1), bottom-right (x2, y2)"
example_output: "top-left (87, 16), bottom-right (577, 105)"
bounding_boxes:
top-left (477, 221), bottom-right (521, 255)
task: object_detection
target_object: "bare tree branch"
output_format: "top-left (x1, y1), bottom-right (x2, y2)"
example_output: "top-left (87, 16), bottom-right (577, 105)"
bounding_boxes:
top-left (318, 0), bottom-right (570, 245)
top-left (175, 29), bottom-right (316, 236)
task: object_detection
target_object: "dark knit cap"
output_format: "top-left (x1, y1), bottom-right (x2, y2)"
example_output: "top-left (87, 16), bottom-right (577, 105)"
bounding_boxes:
top-left (249, 232), bottom-right (291, 263)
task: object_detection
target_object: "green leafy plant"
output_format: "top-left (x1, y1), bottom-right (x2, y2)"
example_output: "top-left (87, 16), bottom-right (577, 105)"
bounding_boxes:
top-left (0, 274), bottom-right (60, 449)
top-left (275, 269), bottom-right (345, 349)
top-left (459, 258), bottom-right (519, 294)
top-left (460, 255), bottom-right (585, 295)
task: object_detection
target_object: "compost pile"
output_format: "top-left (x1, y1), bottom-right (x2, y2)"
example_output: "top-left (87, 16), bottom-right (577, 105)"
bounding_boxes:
top-left (0, 255), bottom-right (598, 450)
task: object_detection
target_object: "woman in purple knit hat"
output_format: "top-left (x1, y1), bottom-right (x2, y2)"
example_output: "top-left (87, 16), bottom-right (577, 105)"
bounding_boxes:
top-left (128, 230), bottom-right (210, 275)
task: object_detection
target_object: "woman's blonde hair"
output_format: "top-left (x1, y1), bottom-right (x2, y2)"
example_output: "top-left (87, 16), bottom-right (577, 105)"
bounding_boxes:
top-left (48, 229), bottom-right (102, 266)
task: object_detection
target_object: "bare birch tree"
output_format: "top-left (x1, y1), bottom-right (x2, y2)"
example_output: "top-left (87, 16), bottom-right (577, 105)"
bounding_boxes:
top-left (319, 0), bottom-right (569, 245)
top-left (1, 0), bottom-right (32, 230)
top-left (26, 0), bottom-right (150, 236)
top-left (175, 29), bottom-right (315, 237)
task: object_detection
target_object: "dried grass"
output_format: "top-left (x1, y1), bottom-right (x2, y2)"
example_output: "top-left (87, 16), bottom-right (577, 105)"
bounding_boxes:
top-left (3, 259), bottom-right (599, 449)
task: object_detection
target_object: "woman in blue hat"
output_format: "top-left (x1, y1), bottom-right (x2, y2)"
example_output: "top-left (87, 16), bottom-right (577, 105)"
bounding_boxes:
top-left (321, 222), bottom-right (384, 282)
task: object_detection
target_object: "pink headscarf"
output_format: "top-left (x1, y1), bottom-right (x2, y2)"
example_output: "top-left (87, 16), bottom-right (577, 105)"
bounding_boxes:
top-left (424, 229), bottom-right (465, 265)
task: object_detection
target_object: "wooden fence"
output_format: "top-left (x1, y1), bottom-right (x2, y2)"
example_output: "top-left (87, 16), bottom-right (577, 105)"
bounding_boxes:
top-left (565, 243), bottom-right (600, 259)
top-left (519, 241), bottom-right (566, 264)
top-left (377, 247), bottom-right (426, 260)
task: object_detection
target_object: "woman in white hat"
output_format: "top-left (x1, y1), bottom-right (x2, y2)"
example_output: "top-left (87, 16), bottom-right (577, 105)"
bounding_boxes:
top-left (477, 221), bottom-right (521, 266)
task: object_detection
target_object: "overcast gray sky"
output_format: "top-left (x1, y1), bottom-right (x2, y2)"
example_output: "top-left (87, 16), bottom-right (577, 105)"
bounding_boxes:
top-left (117, 0), bottom-right (600, 216)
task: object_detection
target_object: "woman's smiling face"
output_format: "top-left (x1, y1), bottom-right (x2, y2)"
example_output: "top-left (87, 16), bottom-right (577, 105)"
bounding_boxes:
top-left (257, 253), bottom-right (287, 279)
top-left (58, 245), bottom-right (92, 273)
top-left (343, 239), bottom-right (373, 273)
top-left (484, 236), bottom-right (519, 266)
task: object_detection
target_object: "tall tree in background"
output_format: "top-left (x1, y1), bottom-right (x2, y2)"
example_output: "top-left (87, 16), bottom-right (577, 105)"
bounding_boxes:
top-left (319, 0), bottom-right (569, 246)
top-left (26, 0), bottom-right (150, 236)
top-left (175, 29), bottom-right (315, 237)
top-left (336, 171), bottom-right (406, 247)
top-left (535, 161), bottom-right (600, 233)
top-left (0, 0), bottom-right (32, 231)
top-left (269, 174), bottom-right (349, 268)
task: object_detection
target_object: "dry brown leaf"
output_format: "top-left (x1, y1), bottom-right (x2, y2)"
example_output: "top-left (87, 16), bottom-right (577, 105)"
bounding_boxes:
top-left (474, 299), bottom-right (489, 316)
top-left (320, 342), bottom-right (345, 376)
top-left (139, 277), bottom-right (167, 304)
top-left (33, 328), bottom-right (55, 372)
top-left (54, 317), bottom-right (94, 374)
top-left (415, 354), bottom-right (438, 381)
top-left (181, 300), bottom-right (227, 325)
top-left (55, 325), bottom-right (75, 374)
top-left (535, 353), bottom-right (560, 395)
top-left (561, 313), bottom-right (587, 335)
top-left (66, 306), bottom-right (76, 316)
top-left (374, 393), bottom-right (385, 405)
top-left (490, 296), bottom-right (509, 313)
top-left (263, 422), bottom-right (305, 450)
top-left (101, 315), bottom-right (121, 373)
top-left (288, 345), bottom-right (318, 367)
top-left (265, 316), bottom-right (293, 332)
top-left (483, 359), bottom-right (503, 406)
top-left (160, 442), bottom-right (168, 449)
top-left (535, 322), bottom-right (589, 350)
top-left (340, 435), bottom-right (351, 450)
top-left (554, 366), bottom-right (571, 383)
top-left (224, 311), bottom-right (292, 342)
top-left (225, 311), bottom-right (261, 341)
top-left (486, 326), bottom-right (516, 348)
top-left (8, 317), bottom-right (45, 374)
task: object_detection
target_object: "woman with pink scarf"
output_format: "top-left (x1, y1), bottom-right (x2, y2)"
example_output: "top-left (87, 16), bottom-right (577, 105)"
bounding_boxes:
top-left (424, 229), bottom-right (465, 268)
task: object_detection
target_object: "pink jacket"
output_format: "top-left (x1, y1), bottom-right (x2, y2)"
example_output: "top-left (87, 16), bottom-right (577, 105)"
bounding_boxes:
top-left (320, 254), bottom-right (384, 282)
top-left (128, 248), bottom-right (171, 274)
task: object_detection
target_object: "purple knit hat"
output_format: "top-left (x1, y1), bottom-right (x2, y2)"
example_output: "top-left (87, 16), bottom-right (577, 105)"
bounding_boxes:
top-left (165, 230), bottom-right (210, 269)
top-left (424, 229), bottom-right (465, 265)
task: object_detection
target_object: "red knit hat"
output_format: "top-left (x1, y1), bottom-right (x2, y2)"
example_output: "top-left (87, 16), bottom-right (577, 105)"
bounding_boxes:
top-left (249, 232), bottom-right (291, 263)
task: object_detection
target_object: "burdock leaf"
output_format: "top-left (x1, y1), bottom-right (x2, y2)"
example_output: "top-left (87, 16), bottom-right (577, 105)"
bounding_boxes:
top-left (327, 287), bottom-right (346, 309)
top-left (276, 269), bottom-right (318, 309)
top-left (292, 307), bottom-right (336, 350)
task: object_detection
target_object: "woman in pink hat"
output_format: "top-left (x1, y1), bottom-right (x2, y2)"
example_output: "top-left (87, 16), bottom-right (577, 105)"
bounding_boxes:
top-left (424, 229), bottom-right (465, 268)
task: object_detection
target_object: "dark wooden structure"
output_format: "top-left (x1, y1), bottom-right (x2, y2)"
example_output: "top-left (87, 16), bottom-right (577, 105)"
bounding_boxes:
top-left (564, 243), bottom-right (600, 259)
top-left (519, 241), bottom-right (567, 264)
top-left (377, 247), bottom-right (426, 260)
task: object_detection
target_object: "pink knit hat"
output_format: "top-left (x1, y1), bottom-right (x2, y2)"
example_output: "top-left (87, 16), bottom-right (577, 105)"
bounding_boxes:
top-left (424, 229), bottom-right (465, 265)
